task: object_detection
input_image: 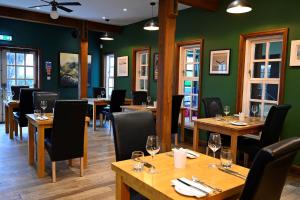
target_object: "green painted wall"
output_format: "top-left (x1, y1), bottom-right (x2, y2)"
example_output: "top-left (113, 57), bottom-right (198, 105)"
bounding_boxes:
top-left (0, 18), bottom-right (101, 99)
top-left (103, 0), bottom-right (300, 164)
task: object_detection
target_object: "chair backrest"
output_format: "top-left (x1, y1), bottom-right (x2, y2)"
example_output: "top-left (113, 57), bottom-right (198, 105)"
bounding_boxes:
top-left (112, 111), bottom-right (156, 161)
top-left (202, 97), bottom-right (223, 118)
top-left (11, 85), bottom-right (29, 100)
top-left (110, 89), bottom-right (126, 113)
top-left (51, 100), bottom-right (87, 161)
top-left (240, 137), bottom-right (300, 200)
top-left (171, 95), bottom-right (184, 134)
top-left (132, 91), bottom-right (147, 105)
top-left (33, 91), bottom-right (59, 113)
top-left (19, 88), bottom-right (40, 119)
top-left (93, 87), bottom-right (106, 98)
top-left (260, 104), bottom-right (291, 147)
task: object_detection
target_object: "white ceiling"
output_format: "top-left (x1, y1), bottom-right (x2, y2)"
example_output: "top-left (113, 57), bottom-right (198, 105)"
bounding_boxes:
top-left (0, 0), bottom-right (190, 26)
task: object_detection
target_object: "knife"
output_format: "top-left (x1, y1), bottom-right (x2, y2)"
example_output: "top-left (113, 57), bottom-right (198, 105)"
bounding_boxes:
top-left (218, 167), bottom-right (246, 180)
top-left (177, 178), bottom-right (209, 195)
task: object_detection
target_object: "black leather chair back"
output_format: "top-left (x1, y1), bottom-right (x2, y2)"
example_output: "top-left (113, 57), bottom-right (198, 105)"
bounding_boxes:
top-left (132, 91), bottom-right (147, 105)
top-left (93, 87), bottom-right (106, 98)
top-left (260, 104), bottom-right (291, 147)
top-left (19, 88), bottom-right (40, 121)
top-left (240, 137), bottom-right (300, 200)
top-left (11, 85), bottom-right (29, 100)
top-left (110, 89), bottom-right (126, 113)
top-left (171, 95), bottom-right (184, 134)
top-left (112, 111), bottom-right (156, 161)
top-left (49, 100), bottom-right (87, 161)
top-left (202, 97), bottom-right (223, 118)
top-left (33, 92), bottom-right (59, 113)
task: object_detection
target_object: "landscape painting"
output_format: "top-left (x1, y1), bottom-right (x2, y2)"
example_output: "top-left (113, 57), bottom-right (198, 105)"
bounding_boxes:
top-left (60, 52), bottom-right (79, 87)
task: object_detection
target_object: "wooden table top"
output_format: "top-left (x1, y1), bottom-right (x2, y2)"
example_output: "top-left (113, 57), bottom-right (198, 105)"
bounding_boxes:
top-left (85, 98), bottom-right (132, 105)
top-left (4, 100), bottom-right (19, 106)
top-left (121, 105), bottom-right (157, 112)
top-left (111, 152), bottom-right (248, 200)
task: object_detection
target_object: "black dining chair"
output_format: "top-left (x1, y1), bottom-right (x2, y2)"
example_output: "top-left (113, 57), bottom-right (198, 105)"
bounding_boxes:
top-left (238, 104), bottom-right (291, 166)
top-left (45, 100), bottom-right (87, 182)
top-left (132, 91), bottom-right (147, 105)
top-left (239, 137), bottom-right (300, 200)
top-left (11, 85), bottom-right (29, 100)
top-left (33, 91), bottom-right (59, 113)
top-left (171, 95), bottom-right (184, 145)
top-left (202, 97), bottom-right (230, 153)
top-left (13, 88), bottom-right (40, 141)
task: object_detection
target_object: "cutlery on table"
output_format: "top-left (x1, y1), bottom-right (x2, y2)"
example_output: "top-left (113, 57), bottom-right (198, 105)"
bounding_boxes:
top-left (191, 176), bottom-right (222, 193)
top-left (218, 167), bottom-right (247, 180)
top-left (177, 178), bottom-right (209, 195)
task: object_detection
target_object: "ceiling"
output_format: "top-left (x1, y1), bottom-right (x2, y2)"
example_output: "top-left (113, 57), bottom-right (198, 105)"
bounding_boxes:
top-left (0, 0), bottom-right (190, 26)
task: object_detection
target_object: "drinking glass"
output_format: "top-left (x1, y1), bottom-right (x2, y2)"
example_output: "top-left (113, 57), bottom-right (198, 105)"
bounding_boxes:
top-left (224, 105), bottom-right (230, 116)
top-left (220, 147), bottom-right (232, 168)
top-left (34, 109), bottom-right (41, 118)
top-left (146, 135), bottom-right (160, 174)
top-left (131, 151), bottom-right (144, 172)
top-left (147, 96), bottom-right (152, 105)
top-left (251, 105), bottom-right (258, 117)
top-left (40, 100), bottom-right (47, 117)
top-left (208, 133), bottom-right (222, 168)
top-left (101, 90), bottom-right (105, 98)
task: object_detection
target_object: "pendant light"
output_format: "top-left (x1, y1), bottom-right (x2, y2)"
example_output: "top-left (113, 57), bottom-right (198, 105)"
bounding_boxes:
top-left (226, 0), bottom-right (252, 14)
top-left (144, 2), bottom-right (159, 31)
top-left (50, 6), bottom-right (59, 19)
top-left (100, 19), bottom-right (114, 41)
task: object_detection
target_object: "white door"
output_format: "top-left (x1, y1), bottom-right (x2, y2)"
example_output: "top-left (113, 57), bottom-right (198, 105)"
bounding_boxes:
top-left (135, 50), bottom-right (149, 91)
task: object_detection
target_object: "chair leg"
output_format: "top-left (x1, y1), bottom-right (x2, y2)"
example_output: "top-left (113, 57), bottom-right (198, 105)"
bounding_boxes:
top-left (99, 114), bottom-right (103, 127)
top-left (80, 157), bottom-right (84, 177)
top-left (174, 134), bottom-right (178, 146)
top-left (52, 161), bottom-right (56, 183)
top-left (14, 121), bottom-right (18, 136)
top-left (243, 153), bottom-right (249, 167)
top-left (19, 125), bottom-right (22, 142)
top-left (109, 120), bottom-right (112, 133)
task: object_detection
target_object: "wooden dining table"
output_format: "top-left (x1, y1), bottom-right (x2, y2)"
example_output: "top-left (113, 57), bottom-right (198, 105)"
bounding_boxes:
top-left (86, 98), bottom-right (132, 131)
top-left (121, 105), bottom-right (186, 142)
top-left (26, 113), bottom-right (90, 178)
top-left (112, 152), bottom-right (249, 200)
top-left (4, 100), bottom-right (19, 139)
top-left (193, 116), bottom-right (264, 163)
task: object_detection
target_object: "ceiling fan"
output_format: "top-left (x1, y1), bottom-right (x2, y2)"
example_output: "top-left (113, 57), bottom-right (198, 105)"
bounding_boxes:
top-left (29, 0), bottom-right (81, 19)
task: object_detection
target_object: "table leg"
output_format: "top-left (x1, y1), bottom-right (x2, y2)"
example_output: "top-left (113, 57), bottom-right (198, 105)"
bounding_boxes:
top-left (28, 122), bottom-right (34, 165)
top-left (100, 113), bottom-right (103, 127)
top-left (83, 121), bottom-right (88, 168)
top-left (180, 109), bottom-right (185, 143)
top-left (116, 174), bottom-right (130, 200)
top-left (230, 135), bottom-right (238, 164)
top-left (37, 126), bottom-right (45, 178)
top-left (5, 105), bottom-right (9, 133)
top-left (9, 106), bottom-right (14, 139)
top-left (193, 122), bottom-right (199, 151)
top-left (93, 103), bottom-right (96, 131)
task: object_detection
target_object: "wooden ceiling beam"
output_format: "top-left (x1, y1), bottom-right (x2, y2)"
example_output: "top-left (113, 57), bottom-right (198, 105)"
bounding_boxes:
top-left (179, 0), bottom-right (219, 11)
top-left (0, 5), bottom-right (122, 33)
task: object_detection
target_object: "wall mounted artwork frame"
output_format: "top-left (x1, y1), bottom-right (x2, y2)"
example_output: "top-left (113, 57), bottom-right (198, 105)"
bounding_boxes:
top-left (153, 53), bottom-right (159, 80)
top-left (117, 56), bottom-right (128, 77)
top-left (209, 49), bottom-right (231, 75)
top-left (59, 52), bottom-right (79, 87)
top-left (289, 40), bottom-right (300, 66)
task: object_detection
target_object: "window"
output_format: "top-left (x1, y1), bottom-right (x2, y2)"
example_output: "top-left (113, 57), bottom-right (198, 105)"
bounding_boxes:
top-left (178, 44), bottom-right (201, 123)
top-left (241, 34), bottom-right (286, 117)
top-left (133, 48), bottom-right (150, 92)
top-left (104, 54), bottom-right (114, 97)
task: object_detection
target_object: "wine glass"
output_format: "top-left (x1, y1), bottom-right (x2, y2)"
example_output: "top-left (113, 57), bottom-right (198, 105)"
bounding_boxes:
top-left (251, 104), bottom-right (258, 117)
top-left (224, 105), bottom-right (230, 116)
top-left (101, 90), bottom-right (105, 98)
top-left (146, 135), bottom-right (160, 174)
top-left (208, 133), bottom-right (222, 168)
top-left (40, 100), bottom-right (47, 117)
top-left (147, 96), bottom-right (152, 105)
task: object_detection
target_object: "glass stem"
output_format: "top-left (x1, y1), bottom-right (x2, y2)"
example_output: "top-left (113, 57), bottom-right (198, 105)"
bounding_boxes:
top-left (213, 151), bottom-right (216, 158)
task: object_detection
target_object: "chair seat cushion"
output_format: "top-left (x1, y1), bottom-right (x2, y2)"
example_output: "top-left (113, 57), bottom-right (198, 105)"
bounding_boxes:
top-left (238, 137), bottom-right (261, 159)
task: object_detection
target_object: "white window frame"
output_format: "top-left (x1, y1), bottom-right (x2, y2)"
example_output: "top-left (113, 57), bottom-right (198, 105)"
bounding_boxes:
top-left (104, 54), bottom-right (114, 98)
top-left (135, 50), bottom-right (149, 92)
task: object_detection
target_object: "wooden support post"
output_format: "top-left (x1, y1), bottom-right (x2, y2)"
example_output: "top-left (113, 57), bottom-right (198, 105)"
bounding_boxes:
top-left (79, 21), bottom-right (88, 98)
top-left (156, 0), bottom-right (178, 152)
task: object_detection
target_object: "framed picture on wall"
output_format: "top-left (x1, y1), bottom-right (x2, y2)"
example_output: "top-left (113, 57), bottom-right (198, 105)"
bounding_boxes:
top-left (117, 56), bottom-right (128, 77)
top-left (153, 53), bottom-right (159, 80)
top-left (289, 40), bottom-right (300, 66)
top-left (59, 52), bottom-right (79, 87)
top-left (209, 49), bottom-right (230, 75)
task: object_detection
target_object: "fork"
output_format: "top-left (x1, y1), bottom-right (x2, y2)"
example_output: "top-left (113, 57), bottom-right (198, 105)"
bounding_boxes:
top-left (192, 176), bottom-right (223, 193)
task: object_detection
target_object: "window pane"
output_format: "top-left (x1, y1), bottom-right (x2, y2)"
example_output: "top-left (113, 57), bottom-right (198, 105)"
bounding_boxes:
top-left (25, 80), bottom-right (34, 88)
top-left (17, 80), bottom-right (25, 86)
top-left (194, 64), bottom-right (199, 77)
top-left (109, 67), bottom-right (114, 77)
top-left (6, 52), bottom-right (15, 65)
top-left (108, 88), bottom-right (113, 96)
top-left (192, 96), bottom-right (198, 109)
top-left (184, 80), bottom-right (192, 94)
top-left (249, 102), bottom-right (261, 117)
top-left (109, 78), bottom-right (114, 87)
top-left (26, 54), bottom-right (34, 66)
top-left (251, 83), bottom-right (262, 100)
top-left (195, 49), bottom-right (200, 62)
top-left (267, 62), bottom-right (280, 78)
top-left (16, 66), bottom-right (25, 79)
top-left (192, 81), bottom-right (199, 94)
top-left (141, 66), bottom-right (147, 76)
top-left (139, 80), bottom-right (145, 90)
top-left (7, 80), bottom-right (15, 91)
top-left (16, 53), bottom-right (25, 65)
top-left (264, 103), bottom-right (276, 118)
top-left (254, 43), bottom-right (266, 60)
top-left (7, 66), bottom-right (15, 79)
top-left (26, 67), bottom-right (34, 79)
top-left (269, 42), bottom-right (282, 59)
top-left (183, 96), bottom-right (191, 107)
top-left (186, 50), bottom-right (194, 63)
top-left (253, 62), bottom-right (265, 78)
top-left (141, 54), bottom-right (147, 65)
top-left (265, 84), bottom-right (278, 101)
top-left (109, 57), bottom-right (114, 67)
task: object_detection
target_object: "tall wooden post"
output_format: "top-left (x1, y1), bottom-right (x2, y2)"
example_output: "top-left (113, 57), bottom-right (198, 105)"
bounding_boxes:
top-left (157, 0), bottom-right (178, 152)
top-left (79, 21), bottom-right (88, 98)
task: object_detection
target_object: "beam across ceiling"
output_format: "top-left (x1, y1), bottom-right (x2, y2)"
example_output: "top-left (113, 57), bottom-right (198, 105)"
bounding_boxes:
top-left (179, 0), bottom-right (219, 11)
top-left (0, 5), bottom-right (122, 33)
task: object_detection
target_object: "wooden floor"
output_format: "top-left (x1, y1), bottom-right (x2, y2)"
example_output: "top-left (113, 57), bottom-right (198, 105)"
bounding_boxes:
top-left (0, 123), bottom-right (299, 200)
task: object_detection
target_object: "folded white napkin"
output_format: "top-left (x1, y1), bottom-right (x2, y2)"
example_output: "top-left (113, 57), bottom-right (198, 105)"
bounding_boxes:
top-left (171, 177), bottom-right (213, 198)
top-left (146, 106), bottom-right (156, 109)
top-left (36, 116), bottom-right (49, 120)
top-left (172, 148), bottom-right (200, 159)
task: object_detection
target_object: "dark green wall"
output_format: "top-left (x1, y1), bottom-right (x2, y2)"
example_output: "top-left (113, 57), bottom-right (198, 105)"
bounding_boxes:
top-left (0, 18), bottom-right (101, 99)
top-left (103, 0), bottom-right (300, 164)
